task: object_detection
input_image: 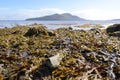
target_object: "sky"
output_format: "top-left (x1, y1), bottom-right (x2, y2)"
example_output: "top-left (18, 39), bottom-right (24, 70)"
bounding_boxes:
top-left (0, 0), bottom-right (120, 20)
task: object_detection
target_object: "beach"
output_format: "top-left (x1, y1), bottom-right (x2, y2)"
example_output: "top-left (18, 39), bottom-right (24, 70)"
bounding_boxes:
top-left (0, 23), bottom-right (119, 80)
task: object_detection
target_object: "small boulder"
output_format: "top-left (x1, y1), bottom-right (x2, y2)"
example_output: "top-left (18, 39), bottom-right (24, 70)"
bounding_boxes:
top-left (106, 24), bottom-right (120, 36)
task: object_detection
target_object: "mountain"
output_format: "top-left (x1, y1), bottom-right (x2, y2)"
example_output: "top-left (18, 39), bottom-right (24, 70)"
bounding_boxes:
top-left (26, 13), bottom-right (86, 21)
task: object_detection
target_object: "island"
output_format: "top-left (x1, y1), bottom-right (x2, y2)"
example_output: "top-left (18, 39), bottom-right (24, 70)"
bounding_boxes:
top-left (26, 13), bottom-right (86, 21)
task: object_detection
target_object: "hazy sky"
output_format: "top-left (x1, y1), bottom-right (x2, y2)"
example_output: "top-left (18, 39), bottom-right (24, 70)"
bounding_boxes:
top-left (0, 0), bottom-right (120, 20)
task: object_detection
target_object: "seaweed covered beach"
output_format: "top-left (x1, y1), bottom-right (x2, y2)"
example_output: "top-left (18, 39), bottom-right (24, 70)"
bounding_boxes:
top-left (0, 24), bottom-right (120, 80)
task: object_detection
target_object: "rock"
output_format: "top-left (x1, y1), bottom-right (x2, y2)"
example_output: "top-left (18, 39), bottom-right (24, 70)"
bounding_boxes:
top-left (49, 54), bottom-right (63, 68)
top-left (48, 31), bottom-right (55, 36)
top-left (42, 53), bottom-right (63, 69)
top-left (24, 25), bottom-right (48, 37)
top-left (106, 24), bottom-right (120, 36)
top-left (31, 54), bottom-right (63, 79)
top-left (108, 31), bottom-right (120, 36)
top-left (106, 24), bottom-right (120, 33)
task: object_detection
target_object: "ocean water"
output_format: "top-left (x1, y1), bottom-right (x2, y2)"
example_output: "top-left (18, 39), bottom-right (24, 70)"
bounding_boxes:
top-left (0, 20), bottom-right (120, 30)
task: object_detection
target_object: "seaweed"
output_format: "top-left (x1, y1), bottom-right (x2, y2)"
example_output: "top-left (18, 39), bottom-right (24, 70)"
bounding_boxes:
top-left (0, 24), bottom-right (119, 80)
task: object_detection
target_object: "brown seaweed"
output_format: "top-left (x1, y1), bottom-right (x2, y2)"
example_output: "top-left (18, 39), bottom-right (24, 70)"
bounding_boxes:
top-left (0, 24), bottom-right (119, 80)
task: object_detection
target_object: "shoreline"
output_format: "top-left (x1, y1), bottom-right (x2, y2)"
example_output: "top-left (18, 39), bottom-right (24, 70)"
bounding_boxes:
top-left (0, 20), bottom-right (118, 29)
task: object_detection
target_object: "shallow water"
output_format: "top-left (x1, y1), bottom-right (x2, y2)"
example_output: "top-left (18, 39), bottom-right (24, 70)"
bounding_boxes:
top-left (0, 20), bottom-right (120, 30)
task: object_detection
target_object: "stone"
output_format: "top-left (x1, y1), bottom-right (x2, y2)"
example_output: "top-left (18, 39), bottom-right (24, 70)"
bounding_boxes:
top-left (106, 24), bottom-right (120, 36)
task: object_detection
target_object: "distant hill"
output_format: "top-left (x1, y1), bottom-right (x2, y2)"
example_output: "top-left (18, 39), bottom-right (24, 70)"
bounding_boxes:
top-left (26, 13), bottom-right (86, 21)
top-left (110, 19), bottom-right (120, 21)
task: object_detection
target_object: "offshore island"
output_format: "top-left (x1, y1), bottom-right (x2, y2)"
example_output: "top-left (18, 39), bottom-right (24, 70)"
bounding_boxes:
top-left (26, 13), bottom-right (86, 21)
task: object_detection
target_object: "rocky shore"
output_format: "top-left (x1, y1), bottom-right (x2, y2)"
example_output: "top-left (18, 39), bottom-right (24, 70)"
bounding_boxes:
top-left (0, 24), bottom-right (120, 80)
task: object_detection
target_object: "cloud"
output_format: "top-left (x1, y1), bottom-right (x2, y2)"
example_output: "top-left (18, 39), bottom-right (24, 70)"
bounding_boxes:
top-left (0, 7), bottom-right (9, 10)
top-left (72, 9), bottom-right (120, 20)
top-left (0, 8), bottom-right (66, 20)
top-left (20, 8), bottom-right (65, 17)
top-left (0, 8), bottom-right (120, 20)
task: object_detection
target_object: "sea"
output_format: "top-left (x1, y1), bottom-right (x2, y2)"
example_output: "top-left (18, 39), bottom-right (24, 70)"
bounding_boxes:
top-left (0, 20), bottom-right (120, 30)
